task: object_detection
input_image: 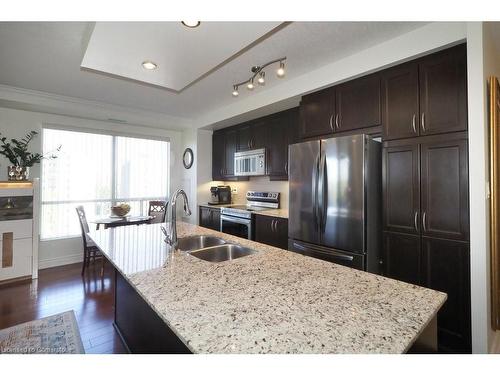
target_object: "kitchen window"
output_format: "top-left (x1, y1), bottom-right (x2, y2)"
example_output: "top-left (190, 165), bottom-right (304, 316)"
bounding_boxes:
top-left (41, 127), bottom-right (170, 239)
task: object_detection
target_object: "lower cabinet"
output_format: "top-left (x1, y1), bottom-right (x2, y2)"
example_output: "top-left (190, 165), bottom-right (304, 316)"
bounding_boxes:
top-left (383, 231), bottom-right (421, 285)
top-left (421, 236), bottom-right (471, 353)
top-left (382, 231), bottom-right (471, 353)
top-left (198, 207), bottom-right (221, 231)
top-left (254, 215), bottom-right (288, 250)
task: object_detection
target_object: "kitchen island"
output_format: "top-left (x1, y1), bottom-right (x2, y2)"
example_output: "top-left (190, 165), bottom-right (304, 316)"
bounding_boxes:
top-left (88, 222), bottom-right (446, 354)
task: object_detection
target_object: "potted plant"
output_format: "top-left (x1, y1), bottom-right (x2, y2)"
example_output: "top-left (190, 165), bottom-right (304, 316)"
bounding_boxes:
top-left (0, 130), bottom-right (61, 181)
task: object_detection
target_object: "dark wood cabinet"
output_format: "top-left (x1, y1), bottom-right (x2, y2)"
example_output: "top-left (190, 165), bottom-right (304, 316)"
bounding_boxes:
top-left (212, 128), bottom-right (245, 181)
top-left (254, 215), bottom-right (288, 250)
top-left (383, 141), bottom-right (420, 234)
top-left (335, 73), bottom-right (381, 132)
top-left (267, 108), bottom-right (299, 180)
top-left (382, 44), bottom-right (467, 140)
top-left (224, 129), bottom-right (238, 177)
top-left (212, 108), bottom-right (299, 181)
top-left (383, 231), bottom-right (421, 285)
top-left (299, 88), bottom-right (335, 139)
top-left (199, 206), bottom-right (220, 231)
top-left (212, 131), bottom-right (225, 181)
top-left (421, 237), bottom-right (471, 353)
top-left (419, 44), bottom-right (468, 136)
top-left (420, 135), bottom-right (469, 241)
top-left (381, 62), bottom-right (420, 140)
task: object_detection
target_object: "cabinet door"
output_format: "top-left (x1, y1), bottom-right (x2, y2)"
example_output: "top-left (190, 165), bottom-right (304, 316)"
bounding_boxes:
top-left (267, 116), bottom-right (289, 179)
top-left (421, 237), bottom-right (471, 353)
top-left (418, 44), bottom-right (467, 136)
top-left (273, 218), bottom-right (289, 250)
top-left (381, 62), bottom-right (420, 140)
top-left (299, 88), bottom-right (335, 139)
top-left (199, 207), bottom-right (212, 229)
top-left (255, 215), bottom-right (288, 250)
top-left (268, 108), bottom-right (299, 180)
top-left (210, 209), bottom-right (221, 231)
top-left (335, 73), bottom-right (381, 132)
top-left (383, 231), bottom-right (421, 285)
top-left (212, 131), bottom-right (225, 180)
top-left (237, 123), bottom-right (252, 151)
top-left (382, 141), bottom-right (420, 234)
top-left (420, 136), bottom-right (469, 241)
top-left (224, 129), bottom-right (238, 177)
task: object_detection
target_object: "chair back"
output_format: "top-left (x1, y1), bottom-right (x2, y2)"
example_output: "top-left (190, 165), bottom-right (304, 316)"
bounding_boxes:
top-left (148, 200), bottom-right (168, 224)
top-left (75, 205), bottom-right (90, 248)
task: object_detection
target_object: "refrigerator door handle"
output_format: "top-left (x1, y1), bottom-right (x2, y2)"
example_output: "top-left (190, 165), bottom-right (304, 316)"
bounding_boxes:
top-left (312, 153), bottom-right (320, 228)
top-left (318, 150), bottom-right (327, 232)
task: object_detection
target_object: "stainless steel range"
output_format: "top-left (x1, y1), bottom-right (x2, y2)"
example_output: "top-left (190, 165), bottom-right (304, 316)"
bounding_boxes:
top-left (220, 191), bottom-right (280, 240)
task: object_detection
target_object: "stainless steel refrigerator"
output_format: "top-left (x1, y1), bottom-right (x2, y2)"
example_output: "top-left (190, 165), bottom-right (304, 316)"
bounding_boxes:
top-left (288, 134), bottom-right (381, 272)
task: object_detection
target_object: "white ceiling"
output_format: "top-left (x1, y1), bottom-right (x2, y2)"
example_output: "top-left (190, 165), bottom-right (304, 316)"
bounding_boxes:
top-left (0, 22), bottom-right (428, 123)
top-left (82, 22), bottom-right (281, 92)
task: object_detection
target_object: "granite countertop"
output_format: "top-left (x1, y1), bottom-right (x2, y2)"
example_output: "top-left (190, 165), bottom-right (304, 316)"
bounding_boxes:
top-left (89, 222), bottom-right (446, 354)
top-left (198, 204), bottom-right (288, 219)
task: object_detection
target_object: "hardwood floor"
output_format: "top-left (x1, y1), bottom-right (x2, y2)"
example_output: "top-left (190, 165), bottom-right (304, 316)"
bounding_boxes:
top-left (0, 261), bottom-right (127, 354)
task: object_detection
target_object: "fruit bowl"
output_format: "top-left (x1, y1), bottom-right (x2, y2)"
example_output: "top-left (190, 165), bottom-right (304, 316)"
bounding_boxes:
top-left (111, 203), bottom-right (131, 217)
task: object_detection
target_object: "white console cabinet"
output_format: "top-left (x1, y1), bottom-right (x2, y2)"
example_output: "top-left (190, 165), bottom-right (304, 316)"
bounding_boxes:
top-left (0, 179), bottom-right (40, 283)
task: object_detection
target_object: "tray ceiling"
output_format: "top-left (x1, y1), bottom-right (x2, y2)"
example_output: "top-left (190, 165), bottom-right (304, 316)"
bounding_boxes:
top-left (81, 22), bottom-right (282, 92)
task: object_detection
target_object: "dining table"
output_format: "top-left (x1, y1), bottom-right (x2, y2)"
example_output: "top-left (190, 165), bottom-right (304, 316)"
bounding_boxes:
top-left (92, 215), bottom-right (154, 230)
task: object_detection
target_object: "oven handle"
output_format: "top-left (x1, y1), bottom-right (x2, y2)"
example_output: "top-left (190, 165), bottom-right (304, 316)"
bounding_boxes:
top-left (220, 214), bottom-right (252, 226)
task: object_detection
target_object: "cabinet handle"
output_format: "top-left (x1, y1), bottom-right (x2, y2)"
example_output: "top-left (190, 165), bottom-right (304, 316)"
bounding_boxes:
top-left (270, 219), bottom-right (275, 233)
top-left (414, 211), bottom-right (419, 232)
top-left (274, 219), bottom-right (278, 232)
top-left (335, 114), bottom-right (340, 129)
top-left (284, 161), bottom-right (288, 174)
top-left (421, 112), bottom-right (426, 132)
top-left (329, 114), bottom-right (334, 131)
top-left (422, 211), bottom-right (427, 232)
top-left (412, 114), bottom-right (417, 134)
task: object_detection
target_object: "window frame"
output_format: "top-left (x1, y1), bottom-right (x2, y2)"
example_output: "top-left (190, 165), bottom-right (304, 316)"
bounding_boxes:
top-left (40, 124), bottom-right (171, 240)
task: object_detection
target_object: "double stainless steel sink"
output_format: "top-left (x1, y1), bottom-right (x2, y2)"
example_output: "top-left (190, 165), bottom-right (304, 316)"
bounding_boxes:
top-left (176, 235), bottom-right (256, 263)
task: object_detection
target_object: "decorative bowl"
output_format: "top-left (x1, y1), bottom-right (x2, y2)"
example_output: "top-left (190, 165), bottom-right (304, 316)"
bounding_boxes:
top-left (111, 204), bottom-right (131, 217)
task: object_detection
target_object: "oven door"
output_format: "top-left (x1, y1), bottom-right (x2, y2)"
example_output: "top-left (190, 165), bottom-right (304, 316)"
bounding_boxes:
top-left (220, 214), bottom-right (252, 240)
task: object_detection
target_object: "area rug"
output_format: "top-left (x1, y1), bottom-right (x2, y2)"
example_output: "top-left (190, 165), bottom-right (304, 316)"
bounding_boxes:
top-left (0, 310), bottom-right (85, 354)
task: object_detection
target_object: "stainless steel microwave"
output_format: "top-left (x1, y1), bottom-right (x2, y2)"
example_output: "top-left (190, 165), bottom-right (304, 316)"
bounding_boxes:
top-left (234, 148), bottom-right (266, 176)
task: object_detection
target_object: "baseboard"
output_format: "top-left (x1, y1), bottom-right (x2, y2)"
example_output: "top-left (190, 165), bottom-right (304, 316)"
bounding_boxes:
top-left (38, 253), bottom-right (82, 270)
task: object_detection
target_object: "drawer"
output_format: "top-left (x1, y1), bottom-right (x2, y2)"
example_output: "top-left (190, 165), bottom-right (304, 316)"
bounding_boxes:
top-left (0, 219), bottom-right (33, 239)
top-left (0, 237), bottom-right (32, 281)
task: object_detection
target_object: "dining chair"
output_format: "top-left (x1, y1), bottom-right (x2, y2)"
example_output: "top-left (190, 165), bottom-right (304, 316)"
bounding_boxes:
top-left (75, 206), bottom-right (105, 277)
top-left (148, 200), bottom-right (168, 224)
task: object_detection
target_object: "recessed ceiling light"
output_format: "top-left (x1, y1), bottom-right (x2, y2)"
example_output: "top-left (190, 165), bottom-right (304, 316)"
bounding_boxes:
top-left (142, 60), bottom-right (158, 70)
top-left (181, 21), bottom-right (201, 28)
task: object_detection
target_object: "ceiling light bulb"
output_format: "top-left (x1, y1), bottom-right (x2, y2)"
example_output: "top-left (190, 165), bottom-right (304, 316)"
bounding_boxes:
top-left (181, 21), bottom-right (201, 28)
top-left (257, 71), bottom-right (265, 85)
top-left (276, 61), bottom-right (286, 78)
top-left (232, 86), bottom-right (239, 97)
top-left (247, 80), bottom-right (254, 90)
top-left (142, 60), bottom-right (158, 70)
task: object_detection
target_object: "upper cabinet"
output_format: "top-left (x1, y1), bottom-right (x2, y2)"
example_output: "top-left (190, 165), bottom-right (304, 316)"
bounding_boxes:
top-left (212, 128), bottom-right (245, 181)
top-left (212, 108), bottom-right (299, 181)
top-left (267, 108), bottom-right (299, 180)
top-left (382, 44), bottom-right (467, 140)
top-left (300, 74), bottom-right (381, 140)
top-left (335, 73), bottom-right (381, 132)
top-left (418, 44), bottom-right (468, 136)
top-left (299, 88), bottom-right (335, 139)
top-left (381, 62), bottom-right (420, 140)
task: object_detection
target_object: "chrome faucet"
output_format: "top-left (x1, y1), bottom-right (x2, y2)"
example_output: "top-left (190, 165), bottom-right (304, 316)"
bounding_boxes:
top-left (162, 189), bottom-right (192, 249)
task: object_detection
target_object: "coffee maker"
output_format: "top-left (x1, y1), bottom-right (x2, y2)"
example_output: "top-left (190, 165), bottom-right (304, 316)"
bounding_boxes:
top-left (209, 186), bottom-right (231, 205)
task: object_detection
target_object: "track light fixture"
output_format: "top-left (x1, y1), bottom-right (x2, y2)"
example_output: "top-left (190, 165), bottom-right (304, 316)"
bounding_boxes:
top-left (231, 57), bottom-right (286, 97)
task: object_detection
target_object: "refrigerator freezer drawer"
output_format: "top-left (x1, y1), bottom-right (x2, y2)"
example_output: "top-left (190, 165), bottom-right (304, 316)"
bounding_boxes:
top-left (288, 239), bottom-right (365, 270)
